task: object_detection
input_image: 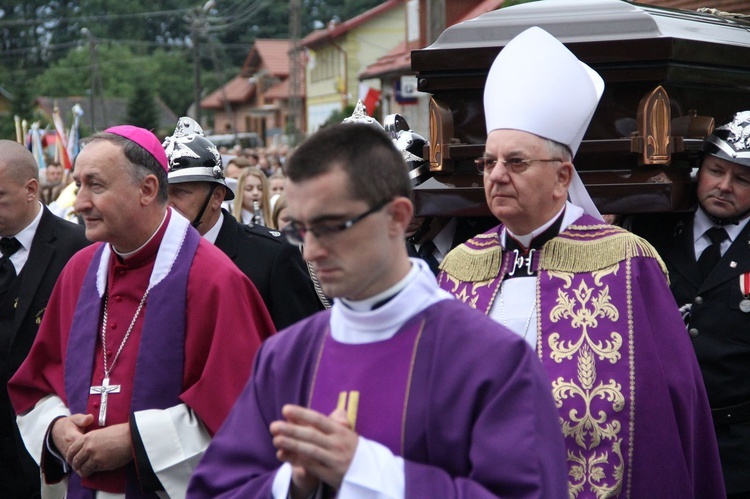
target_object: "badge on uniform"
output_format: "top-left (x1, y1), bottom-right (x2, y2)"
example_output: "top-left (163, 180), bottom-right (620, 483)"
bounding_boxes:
top-left (740, 272), bottom-right (750, 313)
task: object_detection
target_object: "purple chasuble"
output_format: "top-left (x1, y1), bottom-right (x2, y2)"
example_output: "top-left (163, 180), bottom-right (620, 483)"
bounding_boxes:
top-left (187, 300), bottom-right (570, 498)
top-left (438, 215), bottom-right (725, 498)
top-left (63, 224), bottom-right (200, 499)
top-left (308, 322), bottom-right (422, 455)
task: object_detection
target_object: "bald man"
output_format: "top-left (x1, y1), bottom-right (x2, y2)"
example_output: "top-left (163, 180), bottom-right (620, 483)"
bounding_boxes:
top-left (0, 140), bottom-right (90, 498)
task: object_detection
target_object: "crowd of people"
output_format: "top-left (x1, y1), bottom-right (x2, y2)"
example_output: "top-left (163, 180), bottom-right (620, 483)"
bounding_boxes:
top-left (0, 26), bottom-right (747, 499)
top-left (40, 136), bottom-right (292, 232)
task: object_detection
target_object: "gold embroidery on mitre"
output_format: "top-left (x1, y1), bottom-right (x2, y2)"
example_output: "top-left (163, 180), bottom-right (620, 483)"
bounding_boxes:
top-left (439, 234), bottom-right (502, 282)
top-left (541, 227), bottom-right (667, 277)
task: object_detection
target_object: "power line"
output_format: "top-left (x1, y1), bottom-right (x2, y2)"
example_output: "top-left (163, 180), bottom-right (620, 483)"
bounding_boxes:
top-left (0, 8), bottom-right (192, 27)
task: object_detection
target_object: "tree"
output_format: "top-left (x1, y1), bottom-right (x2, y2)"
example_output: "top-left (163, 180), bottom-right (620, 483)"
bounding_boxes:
top-left (1, 0), bottom-right (389, 131)
top-left (125, 79), bottom-right (159, 131)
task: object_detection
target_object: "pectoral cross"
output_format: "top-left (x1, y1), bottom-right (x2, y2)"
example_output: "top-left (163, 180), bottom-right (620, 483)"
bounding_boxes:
top-left (89, 377), bottom-right (121, 426)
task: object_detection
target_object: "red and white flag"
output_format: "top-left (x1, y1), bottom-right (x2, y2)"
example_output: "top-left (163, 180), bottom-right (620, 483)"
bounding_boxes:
top-left (52, 102), bottom-right (72, 170)
top-left (358, 83), bottom-right (381, 115)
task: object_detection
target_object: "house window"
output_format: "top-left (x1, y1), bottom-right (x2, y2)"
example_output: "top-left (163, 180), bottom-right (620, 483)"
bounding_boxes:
top-left (311, 47), bottom-right (336, 82)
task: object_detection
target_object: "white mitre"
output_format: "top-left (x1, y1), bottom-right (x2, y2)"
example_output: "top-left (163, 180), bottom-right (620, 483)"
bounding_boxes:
top-left (483, 26), bottom-right (605, 220)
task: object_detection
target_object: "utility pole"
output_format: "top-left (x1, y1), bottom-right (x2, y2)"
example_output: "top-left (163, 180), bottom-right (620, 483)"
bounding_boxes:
top-left (190, 1), bottom-right (215, 126)
top-left (192, 18), bottom-right (202, 125)
top-left (205, 32), bottom-right (236, 136)
top-left (81, 28), bottom-right (96, 130)
top-left (426, 0), bottom-right (446, 45)
top-left (289, 0), bottom-right (302, 144)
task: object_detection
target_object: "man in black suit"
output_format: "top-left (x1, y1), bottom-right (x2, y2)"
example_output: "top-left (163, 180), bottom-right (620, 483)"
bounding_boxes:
top-left (0, 140), bottom-right (90, 498)
top-left (632, 111), bottom-right (750, 498)
top-left (164, 118), bottom-right (323, 330)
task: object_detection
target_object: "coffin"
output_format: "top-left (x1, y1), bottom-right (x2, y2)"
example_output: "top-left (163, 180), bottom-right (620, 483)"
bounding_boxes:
top-left (410, 0), bottom-right (750, 216)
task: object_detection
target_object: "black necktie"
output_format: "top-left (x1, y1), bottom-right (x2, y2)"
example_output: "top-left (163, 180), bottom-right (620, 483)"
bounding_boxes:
top-left (418, 240), bottom-right (440, 275)
top-left (697, 227), bottom-right (728, 278)
top-left (0, 237), bottom-right (22, 295)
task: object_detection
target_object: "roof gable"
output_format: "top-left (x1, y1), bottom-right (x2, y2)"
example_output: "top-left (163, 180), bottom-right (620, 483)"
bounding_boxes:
top-left (201, 75), bottom-right (256, 109)
top-left (243, 39), bottom-right (293, 77)
top-left (360, 0), bottom-right (503, 79)
top-left (302, 0), bottom-right (403, 47)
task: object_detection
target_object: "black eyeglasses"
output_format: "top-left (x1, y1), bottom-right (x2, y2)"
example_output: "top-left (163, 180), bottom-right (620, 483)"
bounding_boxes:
top-left (475, 157), bottom-right (563, 175)
top-left (281, 198), bottom-right (392, 247)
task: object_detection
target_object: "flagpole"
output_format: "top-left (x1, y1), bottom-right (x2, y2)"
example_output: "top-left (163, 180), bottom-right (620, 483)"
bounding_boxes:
top-left (14, 115), bottom-right (23, 143)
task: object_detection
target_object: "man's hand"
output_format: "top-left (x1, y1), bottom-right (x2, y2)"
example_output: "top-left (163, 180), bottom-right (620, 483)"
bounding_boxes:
top-left (65, 422), bottom-right (133, 478)
top-left (270, 405), bottom-right (358, 493)
top-left (51, 413), bottom-right (93, 459)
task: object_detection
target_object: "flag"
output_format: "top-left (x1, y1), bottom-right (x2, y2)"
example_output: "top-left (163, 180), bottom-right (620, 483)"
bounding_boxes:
top-left (358, 83), bottom-right (381, 116)
top-left (22, 120), bottom-right (29, 149)
top-left (52, 102), bottom-right (72, 170)
top-left (30, 122), bottom-right (47, 169)
top-left (14, 115), bottom-right (23, 143)
top-left (66, 104), bottom-right (84, 167)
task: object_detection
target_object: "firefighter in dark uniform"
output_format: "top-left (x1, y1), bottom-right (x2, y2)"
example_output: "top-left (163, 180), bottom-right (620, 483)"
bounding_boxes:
top-left (632, 111), bottom-right (750, 498)
top-left (164, 117), bottom-right (323, 330)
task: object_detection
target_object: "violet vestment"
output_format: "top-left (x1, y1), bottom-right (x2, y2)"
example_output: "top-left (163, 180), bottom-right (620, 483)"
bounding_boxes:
top-left (438, 214), bottom-right (725, 498)
top-left (9, 210), bottom-right (275, 498)
top-left (188, 262), bottom-right (568, 498)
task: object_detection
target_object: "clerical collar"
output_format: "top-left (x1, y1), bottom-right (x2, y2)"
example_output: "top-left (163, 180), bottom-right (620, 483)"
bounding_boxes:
top-left (114, 209), bottom-right (170, 260)
top-left (504, 205), bottom-right (566, 253)
top-left (203, 211), bottom-right (224, 244)
top-left (339, 261), bottom-right (420, 312)
top-left (330, 258), bottom-right (452, 344)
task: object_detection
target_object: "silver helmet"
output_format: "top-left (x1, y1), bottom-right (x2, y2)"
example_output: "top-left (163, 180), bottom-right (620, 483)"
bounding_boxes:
top-left (702, 111), bottom-right (750, 169)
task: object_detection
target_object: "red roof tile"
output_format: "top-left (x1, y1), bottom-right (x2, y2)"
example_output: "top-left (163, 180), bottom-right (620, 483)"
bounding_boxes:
top-left (264, 79), bottom-right (290, 100)
top-left (243, 39), bottom-right (293, 77)
top-left (360, 0), bottom-right (504, 79)
top-left (201, 75), bottom-right (255, 109)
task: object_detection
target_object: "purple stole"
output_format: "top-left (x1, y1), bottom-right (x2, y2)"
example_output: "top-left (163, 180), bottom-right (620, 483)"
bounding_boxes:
top-left (63, 226), bottom-right (200, 498)
top-left (439, 216), bottom-right (666, 498)
top-left (308, 321), bottom-right (424, 455)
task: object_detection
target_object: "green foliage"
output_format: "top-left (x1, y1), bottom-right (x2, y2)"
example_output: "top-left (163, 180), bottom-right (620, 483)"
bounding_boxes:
top-left (0, 76), bottom-right (49, 141)
top-left (0, 0), bottom-right (391, 125)
top-left (125, 79), bottom-right (159, 131)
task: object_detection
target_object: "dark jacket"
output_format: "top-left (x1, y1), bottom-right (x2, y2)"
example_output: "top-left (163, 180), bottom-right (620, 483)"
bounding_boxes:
top-left (0, 206), bottom-right (90, 498)
top-left (214, 209), bottom-right (323, 330)
top-left (632, 211), bottom-right (750, 494)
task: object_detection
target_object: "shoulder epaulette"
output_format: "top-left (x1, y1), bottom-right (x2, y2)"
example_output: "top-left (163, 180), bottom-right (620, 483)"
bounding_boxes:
top-left (439, 231), bottom-right (502, 282)
top-left (242, 223), bottom-right (283, 242)
top-left (541, 223), bottom-right (668, 275)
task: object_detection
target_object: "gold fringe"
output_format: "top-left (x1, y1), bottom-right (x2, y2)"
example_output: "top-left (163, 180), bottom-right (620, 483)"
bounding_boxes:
top-left (439, 244), bottom-right (503, 282)
top-left (540, 230), bottom-right (668, 276)
top-left (440, 226), bottom-right (669, 282)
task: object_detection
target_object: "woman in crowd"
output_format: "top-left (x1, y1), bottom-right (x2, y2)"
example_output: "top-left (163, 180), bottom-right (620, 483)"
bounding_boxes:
top-left (270, 193), bottom-right (291, 231)
top-left (233, 166), bottom-right (272, 226)
top-left (268, 170), bottom-right (285, 197)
